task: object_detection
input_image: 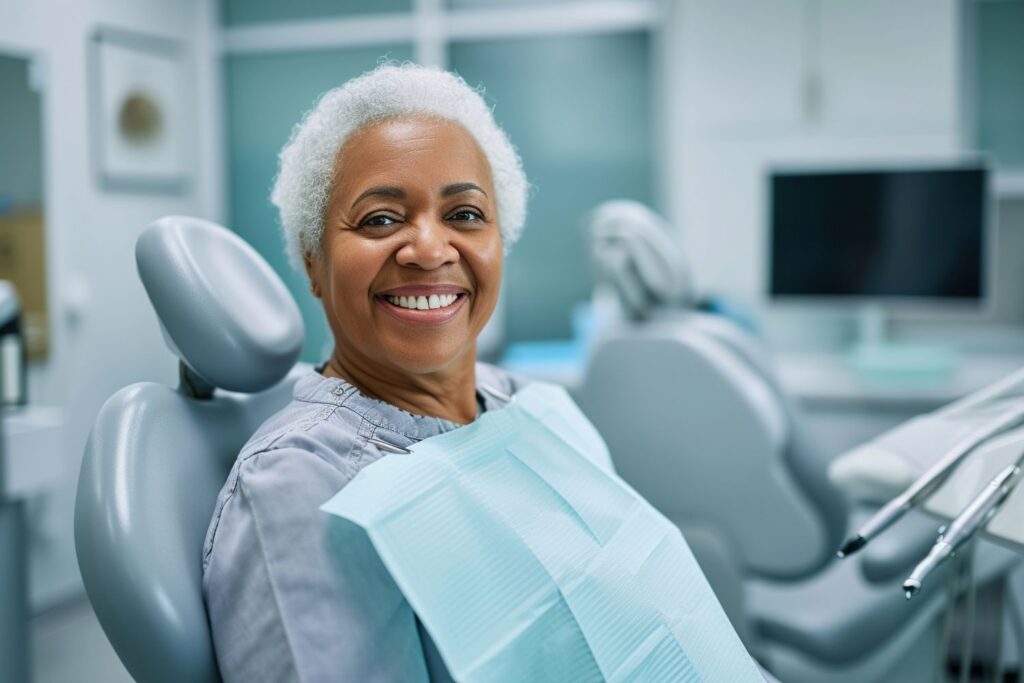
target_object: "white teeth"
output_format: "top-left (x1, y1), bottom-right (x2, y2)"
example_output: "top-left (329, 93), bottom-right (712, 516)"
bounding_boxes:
top-left (386, 293), bottom-right (462, 310)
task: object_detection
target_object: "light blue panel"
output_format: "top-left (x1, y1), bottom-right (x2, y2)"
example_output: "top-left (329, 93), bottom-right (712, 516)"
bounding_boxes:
top-left (0, 55), bottom-right (43, 209)
top-left (225, 45), bottom-right (414, 362)
top-left (222, 0), bottom-right (411, 26)
top-left (450, 33), bottom-right (654, 340)
top-left (976, 1), bottom-right (1024, 168)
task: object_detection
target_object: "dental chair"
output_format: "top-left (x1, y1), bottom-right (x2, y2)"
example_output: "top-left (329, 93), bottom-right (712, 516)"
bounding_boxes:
top-left (575, 201), bottom-right (1021, 683)
top-left (74, 217), bottom-right (305, 682)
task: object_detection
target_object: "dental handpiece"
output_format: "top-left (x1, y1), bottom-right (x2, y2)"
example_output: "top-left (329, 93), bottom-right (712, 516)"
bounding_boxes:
top-left (903, 462), bottom-right (1022, 599)
top-left (838, 404), bottom-right (1024, 558)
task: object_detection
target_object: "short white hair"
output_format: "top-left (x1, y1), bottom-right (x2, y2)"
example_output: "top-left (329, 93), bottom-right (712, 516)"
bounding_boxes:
top-left (271, 61), bottom-right (528, 272)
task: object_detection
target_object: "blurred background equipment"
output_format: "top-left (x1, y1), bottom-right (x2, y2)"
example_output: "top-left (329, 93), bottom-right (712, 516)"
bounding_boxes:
top-left (588, 199), bottom-right (693, 320)
top-left (0, 281), bottom-right (28, 683)
top-left (0, 281), bottom-right (62, 683)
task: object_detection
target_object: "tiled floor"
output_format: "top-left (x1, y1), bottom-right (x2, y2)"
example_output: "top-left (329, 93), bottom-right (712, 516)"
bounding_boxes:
top-left (30, 598), bottom-right (132, 683)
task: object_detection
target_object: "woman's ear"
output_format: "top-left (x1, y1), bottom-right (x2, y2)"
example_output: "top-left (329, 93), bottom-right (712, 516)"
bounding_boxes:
top-left (304, 252), bottom-right (323, 299)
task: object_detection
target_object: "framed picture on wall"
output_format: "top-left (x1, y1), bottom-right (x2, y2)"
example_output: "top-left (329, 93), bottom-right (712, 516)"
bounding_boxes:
top-left (88, 27), bottom-right (188, 193)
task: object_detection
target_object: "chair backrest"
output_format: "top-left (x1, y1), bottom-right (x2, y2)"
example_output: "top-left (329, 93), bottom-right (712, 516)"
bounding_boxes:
top-left (576, 312), bottom-right (848, 580)
top-left (75, 217), bottom-right (305, 683)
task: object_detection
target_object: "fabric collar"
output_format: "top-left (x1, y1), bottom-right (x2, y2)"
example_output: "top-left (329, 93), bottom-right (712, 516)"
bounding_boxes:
top-left (291, 367), bottom-right (507, 440)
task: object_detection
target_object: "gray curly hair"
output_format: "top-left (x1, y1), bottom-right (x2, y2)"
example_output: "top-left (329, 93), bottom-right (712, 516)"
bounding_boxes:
top-left (271, 62), bottom-right (529, 272)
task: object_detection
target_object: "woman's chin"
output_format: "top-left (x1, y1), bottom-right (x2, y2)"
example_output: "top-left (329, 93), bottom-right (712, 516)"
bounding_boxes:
top-left (382, 342), bottom-right (476, 376)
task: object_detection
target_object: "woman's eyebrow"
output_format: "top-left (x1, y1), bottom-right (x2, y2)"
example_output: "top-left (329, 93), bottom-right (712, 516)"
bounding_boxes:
top-left (352, 186), bottom-right (405, 208)
top-left (442, 182), bottom-right (487, 198)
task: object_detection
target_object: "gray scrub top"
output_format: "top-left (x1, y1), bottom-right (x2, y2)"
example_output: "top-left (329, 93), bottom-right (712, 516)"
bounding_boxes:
top-left (202, 362), bottom-right (526, 683)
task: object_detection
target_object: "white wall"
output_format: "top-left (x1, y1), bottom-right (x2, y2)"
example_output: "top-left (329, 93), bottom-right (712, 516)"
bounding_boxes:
top-left (0, 0), bottom-right (223, 608)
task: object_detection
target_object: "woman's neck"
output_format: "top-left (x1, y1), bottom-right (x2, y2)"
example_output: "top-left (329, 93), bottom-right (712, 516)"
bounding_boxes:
top-left (322, 346), bottom-right (479, 425)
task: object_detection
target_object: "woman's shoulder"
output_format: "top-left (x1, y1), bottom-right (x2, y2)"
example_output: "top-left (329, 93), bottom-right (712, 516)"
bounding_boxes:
top-left (203, 374), bottom-right (369, 573)
top-left (233, 376), bottom-right (347, 456)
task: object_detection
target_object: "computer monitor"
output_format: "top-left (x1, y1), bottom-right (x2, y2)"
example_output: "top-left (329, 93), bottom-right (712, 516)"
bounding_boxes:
top-left (768, 164), bottom-right (989, 305)
top-left (767, 163), bottom-right (991, 374)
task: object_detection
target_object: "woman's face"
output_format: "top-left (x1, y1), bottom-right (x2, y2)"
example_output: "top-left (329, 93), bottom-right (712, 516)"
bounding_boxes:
top-left (308, 116), bottom-right (502, 375)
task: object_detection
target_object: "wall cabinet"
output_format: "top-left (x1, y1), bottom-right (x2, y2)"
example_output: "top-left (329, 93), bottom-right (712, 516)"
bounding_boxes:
top-left (676, 0), bottom-right (958, 138)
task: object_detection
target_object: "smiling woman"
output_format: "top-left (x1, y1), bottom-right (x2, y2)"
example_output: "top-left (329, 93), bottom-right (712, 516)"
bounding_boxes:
top-left (201, 63), bottom-right (531, 683)
top-left (309, 116), bottom-right (504, 424)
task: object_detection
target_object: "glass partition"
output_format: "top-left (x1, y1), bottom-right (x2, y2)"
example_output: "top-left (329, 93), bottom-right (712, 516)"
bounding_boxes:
top-left (975, 0), bottom-right (1024, 168)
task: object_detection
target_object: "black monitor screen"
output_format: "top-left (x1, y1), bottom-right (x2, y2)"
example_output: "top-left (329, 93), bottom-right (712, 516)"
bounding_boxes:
top-left (769, 167), bottom-right (986, 300)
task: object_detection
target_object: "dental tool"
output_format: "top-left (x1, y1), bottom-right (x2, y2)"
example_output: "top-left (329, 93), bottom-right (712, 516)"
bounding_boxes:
top-left (366, 435), bottom-right (414, 454)
top-left (903, 459), bottom-right (1023, 599)
top-left (838, 397), bottom-right (1024, 558)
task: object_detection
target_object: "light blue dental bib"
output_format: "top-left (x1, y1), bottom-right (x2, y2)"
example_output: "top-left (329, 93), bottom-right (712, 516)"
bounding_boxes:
top-left (321, 382), bottom-right (761, 682)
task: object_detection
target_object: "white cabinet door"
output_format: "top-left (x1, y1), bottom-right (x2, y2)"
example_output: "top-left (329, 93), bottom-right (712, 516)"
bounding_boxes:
top-left (673, 0), bottom-right (960, 137)
top-left (816, 0), bottom-right (959, 136)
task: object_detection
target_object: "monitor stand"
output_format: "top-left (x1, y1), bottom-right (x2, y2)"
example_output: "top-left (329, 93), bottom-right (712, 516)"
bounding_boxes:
top-left (847, 304), bottom-right (958, 383)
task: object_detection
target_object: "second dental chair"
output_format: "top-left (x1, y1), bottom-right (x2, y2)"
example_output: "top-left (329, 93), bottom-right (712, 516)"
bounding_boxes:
top-left (574, 200), bottom-right (1020, 683)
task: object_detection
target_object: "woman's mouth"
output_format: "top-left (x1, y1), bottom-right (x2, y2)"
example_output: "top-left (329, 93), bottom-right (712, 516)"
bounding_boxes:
top-left (384, 293), bottom-right (461, 310)
top-left (375, 291), bottom-right (468, 325)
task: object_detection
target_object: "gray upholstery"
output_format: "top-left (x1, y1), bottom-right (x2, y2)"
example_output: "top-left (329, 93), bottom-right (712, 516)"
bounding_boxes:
top-left (858, 509), bottom-right (941, 583)
top-left (579, 316), bottom-right (832, 579)
top-left (75, 217), bottom-right (307, 683)
top-left (748, 530), bottom-right (1020, 669)
top-left (749, 543), bottom-right (950, 665)
top-left (680, 314), bottom-right (951, 583)
top-left (136, 216), bottom-right (303, 393)
top-left (681, 311), bottom-right (851, 570)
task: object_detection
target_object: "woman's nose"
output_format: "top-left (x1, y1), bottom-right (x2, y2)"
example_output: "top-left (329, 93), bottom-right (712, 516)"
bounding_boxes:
top-left (395, 218), bottom-right (458, 270)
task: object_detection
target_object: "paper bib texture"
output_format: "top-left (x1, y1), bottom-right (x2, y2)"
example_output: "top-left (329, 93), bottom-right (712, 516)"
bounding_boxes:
top-left (322, 382), bottom-right (761, 682)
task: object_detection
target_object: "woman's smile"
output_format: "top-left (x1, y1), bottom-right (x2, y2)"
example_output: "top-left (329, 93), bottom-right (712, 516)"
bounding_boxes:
top-left (375, 285), bottom-right (470, 326)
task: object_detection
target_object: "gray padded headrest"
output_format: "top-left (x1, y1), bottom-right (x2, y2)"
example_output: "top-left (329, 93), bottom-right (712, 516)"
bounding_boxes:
top-left (587, 200), bottom-right (693, 319)
top-left (136, 216), bottom-right (304, 393)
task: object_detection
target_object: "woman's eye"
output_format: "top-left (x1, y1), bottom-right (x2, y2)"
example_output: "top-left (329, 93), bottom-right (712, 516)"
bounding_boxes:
top-left (449, 208), bottom-right (483, 223)
top-left (360, 214), bottom-right (400, 228)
